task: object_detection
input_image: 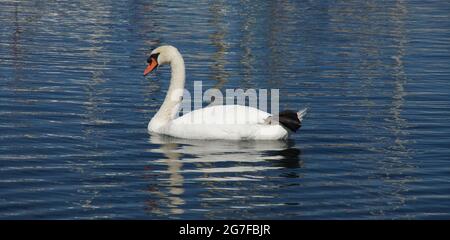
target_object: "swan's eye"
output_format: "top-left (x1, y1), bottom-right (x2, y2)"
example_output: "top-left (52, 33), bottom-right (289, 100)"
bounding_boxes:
top-left (147, 53), bottom-right (160, 63)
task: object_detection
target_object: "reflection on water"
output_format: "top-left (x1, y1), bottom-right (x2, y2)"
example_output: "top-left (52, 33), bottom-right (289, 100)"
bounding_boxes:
top-left (145, 134), bottom-right (302, 217)
top-left (0, 0), bottom-right (449, 219)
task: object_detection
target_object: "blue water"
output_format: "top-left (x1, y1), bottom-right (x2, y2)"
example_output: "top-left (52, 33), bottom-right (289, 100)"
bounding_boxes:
top-left (1, 0), bottom-right (450, 219)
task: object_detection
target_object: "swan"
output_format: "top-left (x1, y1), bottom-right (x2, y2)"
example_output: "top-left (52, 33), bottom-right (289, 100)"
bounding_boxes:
top-left (143, 45), bottom-right (307, 140)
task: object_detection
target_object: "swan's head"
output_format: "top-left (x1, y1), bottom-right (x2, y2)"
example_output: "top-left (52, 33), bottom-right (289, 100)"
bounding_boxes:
top-left (143, 45), bottom-right (181, 76)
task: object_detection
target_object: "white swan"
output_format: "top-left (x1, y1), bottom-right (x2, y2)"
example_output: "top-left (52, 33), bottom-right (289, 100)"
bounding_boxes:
top-left (143, 45), bottom-right (307, 140)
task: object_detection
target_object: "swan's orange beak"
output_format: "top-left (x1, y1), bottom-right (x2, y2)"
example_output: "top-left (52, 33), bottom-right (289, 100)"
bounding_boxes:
top-left (143, 58), bottom-right (158, 76)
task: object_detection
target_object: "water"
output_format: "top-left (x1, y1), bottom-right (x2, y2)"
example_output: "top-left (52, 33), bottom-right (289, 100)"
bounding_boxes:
top-left (1, 0), bottom-right (449, 219)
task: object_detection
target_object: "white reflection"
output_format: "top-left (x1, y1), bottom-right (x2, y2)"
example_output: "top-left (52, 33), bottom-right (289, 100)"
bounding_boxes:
top-left (149, 134), bottom-right (299, 164)
top-left (144, 134), bottom-right (302, 217)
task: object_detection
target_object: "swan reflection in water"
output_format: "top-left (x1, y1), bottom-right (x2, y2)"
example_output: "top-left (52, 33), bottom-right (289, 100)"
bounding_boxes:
top-left (144, 134), bottom-right (303, 217)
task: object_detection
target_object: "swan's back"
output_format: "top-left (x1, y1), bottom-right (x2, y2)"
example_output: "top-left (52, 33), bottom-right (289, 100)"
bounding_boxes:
top-left (174, 105), bottom-right (270, 125)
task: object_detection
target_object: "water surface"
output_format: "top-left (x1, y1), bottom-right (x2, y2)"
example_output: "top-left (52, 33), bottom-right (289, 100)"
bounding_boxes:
top-left (1, 0), bottom-right (450, 219)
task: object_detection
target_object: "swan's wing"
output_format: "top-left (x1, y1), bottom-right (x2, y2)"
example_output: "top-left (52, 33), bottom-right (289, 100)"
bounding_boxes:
top-left (173, 105), bottom-right (271, 125)
top-left (165, 105), bottom-right (289, 140)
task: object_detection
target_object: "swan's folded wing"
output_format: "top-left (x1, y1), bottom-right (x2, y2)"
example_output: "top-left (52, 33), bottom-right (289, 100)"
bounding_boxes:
top-left (173, 105), bottom-right (271, 125)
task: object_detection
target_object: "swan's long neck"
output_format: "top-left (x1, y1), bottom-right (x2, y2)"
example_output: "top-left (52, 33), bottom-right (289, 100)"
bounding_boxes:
top-left (151, 52), bottom-right (185, 130)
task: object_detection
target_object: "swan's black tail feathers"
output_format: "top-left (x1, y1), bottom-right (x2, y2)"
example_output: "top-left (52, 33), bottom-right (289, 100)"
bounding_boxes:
top-left (278, 108), bottom-right (307, 132)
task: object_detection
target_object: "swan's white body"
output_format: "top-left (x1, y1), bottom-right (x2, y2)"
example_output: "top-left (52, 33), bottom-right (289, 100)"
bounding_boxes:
top-left (146, 45), bottom-right (305, 140)
top-left (150, 104), bottom-right (289, 140)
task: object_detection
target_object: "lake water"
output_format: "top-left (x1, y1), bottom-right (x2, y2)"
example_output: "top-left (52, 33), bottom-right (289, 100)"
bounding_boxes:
top-left (1, 0), bottom-right (449, 219)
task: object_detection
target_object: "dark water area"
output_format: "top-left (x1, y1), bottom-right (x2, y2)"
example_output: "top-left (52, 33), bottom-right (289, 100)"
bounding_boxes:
top-left (0, 0), bottom-right (449, 219)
